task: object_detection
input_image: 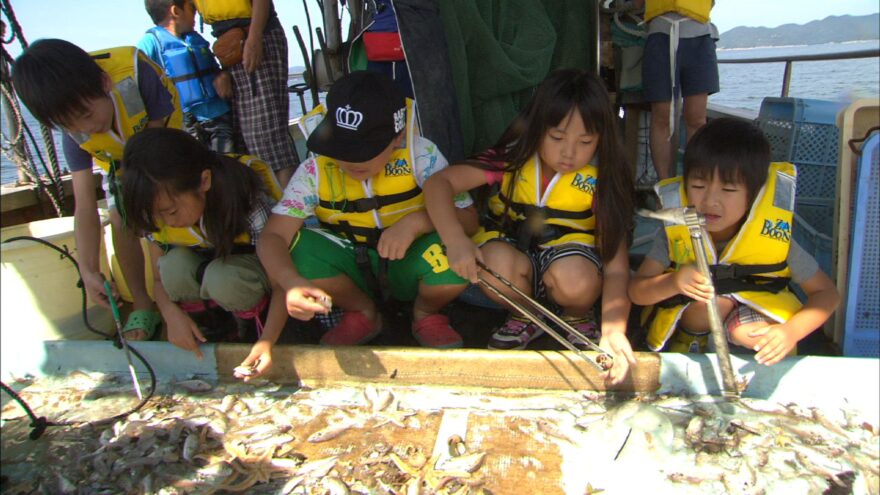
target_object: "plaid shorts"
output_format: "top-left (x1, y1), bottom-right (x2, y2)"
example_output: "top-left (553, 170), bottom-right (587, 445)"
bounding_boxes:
top-left (723, 298), bottom-right (773, 338)
top-left (229, 24), bottom-right (298, 172)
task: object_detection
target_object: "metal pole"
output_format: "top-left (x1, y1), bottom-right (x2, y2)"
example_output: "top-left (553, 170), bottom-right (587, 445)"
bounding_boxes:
top-left (781, 61), bottom-right (792, 97)
top-left (688, 223), bottom-right (740, 398)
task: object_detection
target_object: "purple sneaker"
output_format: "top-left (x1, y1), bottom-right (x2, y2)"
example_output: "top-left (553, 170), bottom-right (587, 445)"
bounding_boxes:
top-left (564, 313), bottom-right (601, 351)
top-left (488, 316), bottom-right (544, 350)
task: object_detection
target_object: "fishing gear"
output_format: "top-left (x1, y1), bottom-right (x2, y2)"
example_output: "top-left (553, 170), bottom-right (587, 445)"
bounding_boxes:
top-left (637, 207), bottom-right (740, 398)
top-left (474, 259), bottom-right (613, 372)
top-left (0, 235), bottom-right (157, 439)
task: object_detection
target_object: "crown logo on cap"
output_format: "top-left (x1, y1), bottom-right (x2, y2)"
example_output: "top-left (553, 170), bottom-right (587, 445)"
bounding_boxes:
top-left (336, 105), bottom-right (363, 131)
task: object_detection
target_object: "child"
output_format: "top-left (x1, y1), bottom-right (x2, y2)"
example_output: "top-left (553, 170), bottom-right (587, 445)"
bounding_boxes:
top-left (423, 69), bottom-right (637, 386)
top-left (193, 0), bottom-right (299, 186)
top-left (121, 128), bottom-right (287, 378)
top-left (12, 39), bottom-right (183, 341)
top-left (258, 70), bottom-right (477, 349)
top-left (139, 0), bottom-right (235, 153)
top-left (628, 118), bottom-right (840, 365)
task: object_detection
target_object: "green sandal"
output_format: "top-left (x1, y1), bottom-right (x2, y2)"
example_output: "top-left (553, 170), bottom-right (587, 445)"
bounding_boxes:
top-left (123, 310), bottom-right (162, 341)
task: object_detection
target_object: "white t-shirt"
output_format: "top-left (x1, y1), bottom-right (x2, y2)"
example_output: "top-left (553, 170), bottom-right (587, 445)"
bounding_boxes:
top-left (272, 136), bottom-right (473, 219)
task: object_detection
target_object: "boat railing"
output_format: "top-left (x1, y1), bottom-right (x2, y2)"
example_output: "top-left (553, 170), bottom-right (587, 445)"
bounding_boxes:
top-left (717, 47), bottom-right (880, 98)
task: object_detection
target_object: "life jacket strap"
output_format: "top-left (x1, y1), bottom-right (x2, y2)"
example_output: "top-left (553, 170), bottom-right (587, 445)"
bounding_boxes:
top-left (319, 186), bottom-right (421, 214)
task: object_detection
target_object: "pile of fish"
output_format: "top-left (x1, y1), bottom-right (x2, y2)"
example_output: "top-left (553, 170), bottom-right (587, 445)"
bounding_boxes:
top-left (1, 371), bottom-right (878, 495)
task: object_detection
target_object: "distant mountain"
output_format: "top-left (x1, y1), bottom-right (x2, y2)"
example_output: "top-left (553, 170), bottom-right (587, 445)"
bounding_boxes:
top-left (718, 13), bottom-right (879, 49)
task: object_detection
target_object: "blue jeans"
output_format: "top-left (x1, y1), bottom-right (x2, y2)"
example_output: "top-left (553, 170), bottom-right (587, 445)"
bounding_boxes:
top-left (184, 112), bottom-right (235, 154)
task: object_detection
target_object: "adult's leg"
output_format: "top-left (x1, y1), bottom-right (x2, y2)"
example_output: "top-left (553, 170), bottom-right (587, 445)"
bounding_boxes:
top-left (230, 25), bottom-right (298, 187)
top-left (649, 100), bottom-right (675, 179)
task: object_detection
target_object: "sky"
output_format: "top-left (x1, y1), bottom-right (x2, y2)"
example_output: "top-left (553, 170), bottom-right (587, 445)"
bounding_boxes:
top-left (3, 0), bottom-right (879, 68)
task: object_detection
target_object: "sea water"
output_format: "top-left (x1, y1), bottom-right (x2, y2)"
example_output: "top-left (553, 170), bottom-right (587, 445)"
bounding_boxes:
top-left (2, 41), bottom-right (879, 185)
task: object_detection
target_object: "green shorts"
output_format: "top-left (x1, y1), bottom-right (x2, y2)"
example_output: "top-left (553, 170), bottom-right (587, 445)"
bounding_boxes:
top-left (290, 228), bottom-right (466, 301)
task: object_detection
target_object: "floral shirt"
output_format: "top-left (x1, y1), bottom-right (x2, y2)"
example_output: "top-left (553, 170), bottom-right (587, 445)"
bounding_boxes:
top-left (273, 136), bottom-right (473, 218)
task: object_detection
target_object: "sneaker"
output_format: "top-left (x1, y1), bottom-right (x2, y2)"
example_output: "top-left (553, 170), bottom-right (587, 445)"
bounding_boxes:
top-left (488, 316), bottom-right (544, 350)
top-left (320, 311), bottom-right (381, 346)
top-left (564, 313), bottom-right (600, 351)
top-left (412, 314), bottom-right (463, 349)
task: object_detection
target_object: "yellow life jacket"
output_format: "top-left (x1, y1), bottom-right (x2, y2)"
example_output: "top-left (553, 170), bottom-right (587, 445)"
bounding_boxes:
top-left (644, 0), bottom-right (712, 23)
top-left (472, 155), bottom-right (598, 250)
top-left (150, 155), bottom-right (281, 249)
top-left (193, 0), bottom-right (252, 24)
top-left (643, 161), bottom-right (803, 352)
top-left (69, 47), bottom-right (182, 175)
top-left (305, 99), bottom-right (421, 246)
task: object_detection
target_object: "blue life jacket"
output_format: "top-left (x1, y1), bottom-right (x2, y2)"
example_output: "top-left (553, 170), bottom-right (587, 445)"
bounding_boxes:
top-left (147, 27), bottom-right (220, 113)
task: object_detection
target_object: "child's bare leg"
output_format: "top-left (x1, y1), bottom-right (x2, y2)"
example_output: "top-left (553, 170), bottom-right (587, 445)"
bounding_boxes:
top-left (727, 321), bottom-right (770, 350)
top-left (543, 256), bottom-right (601, 318)
top-left (679, 297), bottom-right (736, 334)
top-left (309, 273), bottom-right (379, 325)
top-left (478, 241), bottom-right (533, 310)
top-left (109, 208), bottom-right (154, 340)
top-left (412, 283), bottom-right (466, 321)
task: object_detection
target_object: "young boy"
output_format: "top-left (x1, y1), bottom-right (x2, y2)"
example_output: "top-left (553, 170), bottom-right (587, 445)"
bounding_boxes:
top-left (139, 0), bottom-right (234, 153)
top-left (257, 70), bottom-right (477, 349)
top-left (628, 118), bottom-right (840, 365)
top-left (12, 39), bottom-right (183, 340)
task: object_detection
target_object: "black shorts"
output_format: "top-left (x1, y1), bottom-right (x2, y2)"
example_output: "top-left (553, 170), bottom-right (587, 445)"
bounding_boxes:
top-left (642, 33), bottom-right (719, 102)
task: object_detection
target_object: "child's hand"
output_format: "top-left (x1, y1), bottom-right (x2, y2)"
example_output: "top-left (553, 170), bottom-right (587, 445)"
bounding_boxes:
top-left (377, 220), bottom-right (419, 260)
top-left (165, 307), bottom-right (207, 360)
top-left (213, 71), bottom-right (233, 99)
top-left (600, 332), bottom-right (637, 386)
top-left (673, 265), bottom-right (714, 303)
top-left (749, 324), bottom-right (797, 366)
top-left (446, 237), bottom-right (482, 283)
top-left (235, 340), bottom-right (273, 381)
top-left (285, 280), bottom-right (332, 320)
top-left (82, 270), bottom-right (115, 308)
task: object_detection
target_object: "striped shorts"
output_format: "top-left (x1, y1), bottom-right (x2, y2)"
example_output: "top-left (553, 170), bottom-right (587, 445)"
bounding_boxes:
top-left (486, 239), bottom-right (602, 301)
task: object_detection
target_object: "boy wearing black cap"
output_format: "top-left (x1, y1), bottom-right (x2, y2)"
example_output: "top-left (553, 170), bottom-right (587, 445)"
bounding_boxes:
top-left (258, 71), bottom-right (477, 349)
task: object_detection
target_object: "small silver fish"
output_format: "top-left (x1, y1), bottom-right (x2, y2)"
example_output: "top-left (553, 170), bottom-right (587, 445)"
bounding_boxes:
top-left (233, 364), bottom-right (257, 377)
top-left (182, 432), bottom-right (200, 462)
top-left (175, 379), bottom-right (213, 393)
top-left (308, 421), bottom-right (354, 443)
top-left (434, 451), bottom-right (486, 473)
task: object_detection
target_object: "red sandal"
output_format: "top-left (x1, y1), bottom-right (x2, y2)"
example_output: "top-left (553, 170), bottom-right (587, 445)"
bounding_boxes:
top-left (412, 314), bottom-right (463, 349)
top-left (320, 311), bottom-right (381, 346)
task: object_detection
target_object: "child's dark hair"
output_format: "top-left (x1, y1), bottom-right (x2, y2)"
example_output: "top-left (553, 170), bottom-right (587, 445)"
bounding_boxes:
top-left (145, 0), bottom-right (185, 25)
top-left (684, 117), bottom-right (770, 206)
top-left (122, 128), bottom-right (266, 258)
top-left (11, 39), bottom-right (107, 129)
top-left (470, 69), bottom-right (634, 260)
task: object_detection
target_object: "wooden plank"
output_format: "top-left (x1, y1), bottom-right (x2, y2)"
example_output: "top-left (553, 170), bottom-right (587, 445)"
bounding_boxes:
top-left (215, 344), bottom-right (662, 392)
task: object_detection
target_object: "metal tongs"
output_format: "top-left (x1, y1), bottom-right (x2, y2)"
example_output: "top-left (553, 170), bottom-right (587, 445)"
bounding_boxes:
top-left (637, 207), bottom-right (740, 398)
top-left (474, 260), bottom-right (613, 372)
top-left (104, 281), bottom-right (144, 400)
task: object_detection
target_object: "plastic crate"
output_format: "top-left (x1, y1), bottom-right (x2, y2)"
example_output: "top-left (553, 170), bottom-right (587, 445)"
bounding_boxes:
top-left (756, 98), bottom-right (846, 202)
top-left (843, 133), bottom-right (880, 358)
top-left (792, 200), bottom-right (833, 283)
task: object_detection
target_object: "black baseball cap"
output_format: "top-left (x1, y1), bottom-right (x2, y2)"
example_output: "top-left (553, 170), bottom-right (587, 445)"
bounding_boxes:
top-left (306, 70), bottom-right (407, 163)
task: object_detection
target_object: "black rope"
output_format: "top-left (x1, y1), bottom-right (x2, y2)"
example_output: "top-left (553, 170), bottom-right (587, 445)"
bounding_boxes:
top-left (1, 235), bottom-right (157, 439)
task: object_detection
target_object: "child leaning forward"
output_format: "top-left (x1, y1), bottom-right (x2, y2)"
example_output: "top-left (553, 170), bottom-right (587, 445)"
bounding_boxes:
top-left (423, 69), bottom-right (637, 385)
top-left (258, 70), bottom-right (477, 349)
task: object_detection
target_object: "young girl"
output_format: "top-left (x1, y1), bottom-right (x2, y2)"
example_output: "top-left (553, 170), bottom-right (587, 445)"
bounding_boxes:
top-left (121, 127), bottom-right (288, 379)
top-left (424, 69), bottom-right (637, 385)
top-left (628, 118), bottom-right (840, 365)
